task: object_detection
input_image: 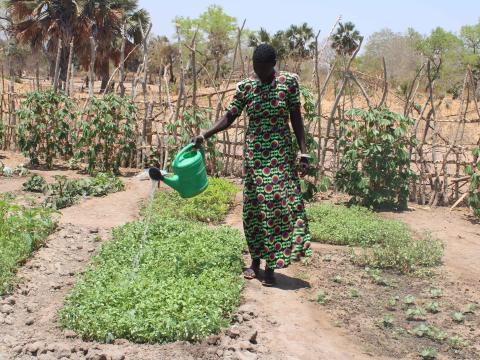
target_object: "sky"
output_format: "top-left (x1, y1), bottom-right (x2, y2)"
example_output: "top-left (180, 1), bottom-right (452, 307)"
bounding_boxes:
top-left (138, 0), bottom-right (479, 40)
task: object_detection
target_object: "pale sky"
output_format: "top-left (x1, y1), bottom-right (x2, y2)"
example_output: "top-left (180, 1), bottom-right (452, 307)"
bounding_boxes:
top-left (139, 0), bottom-right (479, 39)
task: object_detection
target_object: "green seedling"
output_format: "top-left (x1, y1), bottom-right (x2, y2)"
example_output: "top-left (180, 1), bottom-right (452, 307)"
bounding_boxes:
top-left (448, 335), bottom-right (468, 350)
top-left (403, 295), bottom-right (416, 306)
top-left (316, 290), bottom-right (328, 305)
top-left (426, 302), bottom-right (440, 314)
top-left (429, 288), bottom-right (442, 298)
top-left (406, 307), bottom-right (426, 321)
top-left (385, 296), bottom-right (399, 310)
top-left (382, 314), bottom-right (394, 328)
top-left (413, 323), bottom-right (430, 337)
top-left (323, 254), bottom-right (332, 262)
top-left (428, 326), bottom-right (447, 343)
top-left (419, 347), bottom-right (437, 360)
top-left (451, 312), bottom-right (464, 323)
top-left (332, 275), bottom-right (342, 284)
top-left (350, 288), bottom-right (359, 298)
top-left (463, 303), bottom-right (476, 314)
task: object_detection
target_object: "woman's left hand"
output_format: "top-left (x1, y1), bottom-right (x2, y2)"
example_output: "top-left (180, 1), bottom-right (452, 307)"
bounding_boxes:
top-left (299, 157), bottom-right (310, 177)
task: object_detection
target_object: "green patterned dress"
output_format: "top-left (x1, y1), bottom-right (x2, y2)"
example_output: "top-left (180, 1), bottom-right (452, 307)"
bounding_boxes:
top-left (226, 71), bottom-right (312, 269)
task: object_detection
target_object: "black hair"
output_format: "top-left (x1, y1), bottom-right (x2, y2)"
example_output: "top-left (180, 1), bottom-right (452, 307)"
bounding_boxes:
top-left (252, 44), bottom-right (277, 64)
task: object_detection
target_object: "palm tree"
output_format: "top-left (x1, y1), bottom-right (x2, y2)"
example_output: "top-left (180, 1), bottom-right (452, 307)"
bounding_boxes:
top-left (248, 28), bottom-right (288, 68)
top-left (331, 21), bottom-right (363, 56)
top-left (285, 22), bottom-right (314, 72)
top-left (75, 0), bottom-right (149, 91)
top-left (7, 0), bottom-right (149, 92)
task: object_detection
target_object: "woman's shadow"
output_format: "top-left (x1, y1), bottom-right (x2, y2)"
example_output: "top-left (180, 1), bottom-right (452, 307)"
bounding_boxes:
top-left (247, 268), bottom-right (311, 290)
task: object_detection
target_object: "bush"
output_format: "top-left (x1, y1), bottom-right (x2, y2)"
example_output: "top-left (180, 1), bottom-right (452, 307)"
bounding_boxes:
top-left (0, 196), bottom-right (56, 294)
top-left (149, 178), bottom-right (238, 223)
top-left (308, 203), bottom-right (443, 273)
top-left (60, 216), bottom-right (245, 343)
top-left (23, 173), bottom-right (125, 210)
top-left (17, 90), bottom-right (76, 168)
top-left (335, 107), bottom-right (416, 210)
top-left (75, 95), bottom-right (137, 174)
top-left (466, 147), bottom-right (480, 217)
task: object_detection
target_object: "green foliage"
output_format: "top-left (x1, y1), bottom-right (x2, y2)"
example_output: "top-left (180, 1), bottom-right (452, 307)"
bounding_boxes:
top-left (404, 294), bottom-right (416, 306)
top-left (466, 148), bottom-right (480, 217)
top-left (60, 216), bottom-right (245, 343)
top-left (149, 178), bottom-right (237, 223)
top-left (382, 314), bottom-right (394, 328)
top-left (336, 107), bottom-right (416, 210)
top-left (451, 312), bottom-right (465, 323)
top-left (316, 290), bottom-right (329, 305)
top-left (427, 302), bottom-right (440, 314)
top-left (0, 196), bottom-right (56, 294)
top-left (308, 203), bottom-right (443, 273)
top-left (448, 335), bottom-right (468, 350)
top-left (463, 303), bottom-right (476, 314)
top-left (406, 307), bottom-right (426, 321)
top-left (23, 174), bottom-right (48, 193)
top-left (331, 21), bottom-right (363, 56)
top-left (420, 347), bottom-right (438, 359)
top-left (17, 90), bottom-right (76, 168)
top-left (429, 287), bottom-right (443, 298)
top-left (75, 95), bottom-right (137, 174)
top-left (22, 174), bottom-right (124, 210)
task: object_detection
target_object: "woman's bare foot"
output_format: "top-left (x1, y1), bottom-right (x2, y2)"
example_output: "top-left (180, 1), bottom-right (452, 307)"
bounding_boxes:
top-left (244, 259), bottom-right (260, 280)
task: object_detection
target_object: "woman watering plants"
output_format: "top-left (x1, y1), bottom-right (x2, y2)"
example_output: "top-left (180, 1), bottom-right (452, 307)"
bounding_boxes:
top-left (194, 44), bottom-right (312, 286)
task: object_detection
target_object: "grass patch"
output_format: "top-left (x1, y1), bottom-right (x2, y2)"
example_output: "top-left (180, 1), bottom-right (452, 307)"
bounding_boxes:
top-left (150, 177), bottom-right (238, 223)
top-left (60, 216), bottom-right (245, 343)
top-left (308, 203), bottom-right (443, 273)
top-left (60, 177), bottom-right (244, 343)
top-left (0, 195), bottom-right (56, 294)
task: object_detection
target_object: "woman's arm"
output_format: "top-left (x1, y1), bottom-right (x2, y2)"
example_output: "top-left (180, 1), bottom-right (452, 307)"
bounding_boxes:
top-left (192, 112), bottom-right (235, 147)
top-left (290, 106), bottom-right (307, 154)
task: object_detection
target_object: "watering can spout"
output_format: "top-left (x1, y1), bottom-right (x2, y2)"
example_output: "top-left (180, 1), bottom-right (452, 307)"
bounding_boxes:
top-left (161, 174), bottom-right (181, 191)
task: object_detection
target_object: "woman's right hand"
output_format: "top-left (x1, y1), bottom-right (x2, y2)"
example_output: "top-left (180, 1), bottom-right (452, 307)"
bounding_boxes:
top-left (191, 134), bottom-right (205, 148)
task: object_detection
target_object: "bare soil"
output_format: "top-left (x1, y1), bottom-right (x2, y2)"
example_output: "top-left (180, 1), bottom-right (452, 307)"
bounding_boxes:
top-left (0, 150), bottom-right (479, 360)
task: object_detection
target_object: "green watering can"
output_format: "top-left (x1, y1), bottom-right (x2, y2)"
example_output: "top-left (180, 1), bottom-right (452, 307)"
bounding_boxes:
top-left (148, 143), bottom-right (208, 198)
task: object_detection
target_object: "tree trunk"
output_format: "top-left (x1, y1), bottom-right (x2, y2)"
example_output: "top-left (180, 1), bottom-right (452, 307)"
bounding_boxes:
top-left (100, 61), bottom-right (110, 93)
top-left (214, 58), bottom-right (221, 81)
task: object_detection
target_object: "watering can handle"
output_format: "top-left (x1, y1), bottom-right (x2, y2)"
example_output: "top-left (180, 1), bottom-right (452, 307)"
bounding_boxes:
top-left (174, 143), bottom-right (204, 167)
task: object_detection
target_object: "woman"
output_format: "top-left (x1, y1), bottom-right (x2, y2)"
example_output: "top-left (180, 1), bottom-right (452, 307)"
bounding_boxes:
top-left (195, 44), bottom-right (312, 286)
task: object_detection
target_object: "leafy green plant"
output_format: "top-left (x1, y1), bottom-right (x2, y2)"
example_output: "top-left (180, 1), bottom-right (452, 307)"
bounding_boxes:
top-left (149, 178), bottom-right (237, 223)
top-left (406, 307), bottom-right (426, 321)
top-left (427, 302), bottom-right (440, 314)
top-left (448, 335), bottom-right (468, 350)
top-left (466, 147), bottom-right (480, 217)
top-left (403, 295), bottom-right (416, 306)
top-left (23, 174), bottom-right (47, 193)
top-left (451, 312), bottom-right (465, 323)
top-left (350, 288), bottom-right (359, 298)
top-left (75, 95), bottom-right (137, 174)
top-left (336, 107), bottom-right (416, 210)
top-left (420, 347), bottom-right (437, 359)
top-left (385, 296), bottom-right (399, 310)
top-left (413, 323), bottom-right (430, 337)
top-left (463, 303), bottom-right (476, 314)
top-left (382, 314), bottom-right (394, 327)
top-left (60, 216), bottom-right (245, 343)
top-left (365, 267), bottom-right (389, 286)
top-left (0, 195), bottom-right (56, 294)
top-left (332, 275), bottom-right (343, 284)
top-left (17, 90), bottom-right (75, 168)
top-left (316, 290), bottom-right (329, 305)
top-left (429, 288), bottom-right (442, 298)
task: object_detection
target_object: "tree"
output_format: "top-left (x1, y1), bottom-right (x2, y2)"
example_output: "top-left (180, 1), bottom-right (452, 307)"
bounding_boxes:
top-left (7, 0), bottom-right (149, 92)
top-left (248, 28), bottom-right (289, 69)
top-left (331, 21), bottom-right (363, 56)
top-left (149, 35), bottom-right (178, 82)
top-left (285, 23), bottom-right (314, 72)
top-left (460, 20), bottom-right (480, 54)
top-left (361, 28), bottom-right (420, 85)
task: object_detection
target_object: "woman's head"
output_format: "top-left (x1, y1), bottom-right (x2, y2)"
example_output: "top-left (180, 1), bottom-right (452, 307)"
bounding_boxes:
top-left (253, 44), bottom-right (277, 83)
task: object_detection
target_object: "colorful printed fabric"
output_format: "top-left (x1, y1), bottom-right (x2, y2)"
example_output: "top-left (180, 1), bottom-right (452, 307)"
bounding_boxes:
top-left (226, 71), bottom-right (312, 269)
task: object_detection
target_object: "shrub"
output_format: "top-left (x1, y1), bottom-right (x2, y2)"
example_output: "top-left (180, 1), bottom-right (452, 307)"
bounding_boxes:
top-left (17, 90), bottom-right (76, 168)
top-left (308, 203), bottom-right (443, 273)
top-left (0, 196), bottom-right (56, 294)
top-left (23, 174), bottom-right (48, 193)
top-left (149, 178), bottom-right (238, 223)
top-left (335, 107), bottom-right (416, 210)
top-left (466, 147), bottom-right (480, 217)
top-left (75, 95), bottom-right (137, 174)
top-left (60, 217), bottom-right (245, 343)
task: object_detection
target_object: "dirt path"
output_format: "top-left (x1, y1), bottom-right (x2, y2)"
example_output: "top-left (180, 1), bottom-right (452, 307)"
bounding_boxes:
top-left (381, 204), bottom-right (480, 285)
top-left (225, 194), bottom-right (386, 360)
